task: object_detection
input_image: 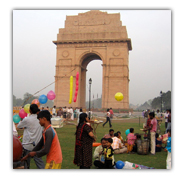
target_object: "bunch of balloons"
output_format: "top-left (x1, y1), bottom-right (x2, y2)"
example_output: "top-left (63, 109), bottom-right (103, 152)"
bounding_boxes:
top-left (69, 76), bottom-right (73, 104)
top-left (73, 72), bottom-right (79, 102)
top-left (115, 92), bottom-right (124, 101)
top-left (29, 91), bottom-right (56, 106)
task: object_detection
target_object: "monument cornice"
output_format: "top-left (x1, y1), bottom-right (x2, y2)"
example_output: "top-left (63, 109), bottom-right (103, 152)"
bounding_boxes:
top-left (53, 38), bottom-right (132, 50)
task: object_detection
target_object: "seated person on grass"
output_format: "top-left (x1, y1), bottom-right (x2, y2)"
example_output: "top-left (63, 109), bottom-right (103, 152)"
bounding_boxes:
top-left (112, 132), bottom-right (127, 154)
top-left (103, 129), bottom-right (114, 139)
top-left (117, 131), bottom-right (124, 144)
top-left (127, 128), bottom-right (136, 153)
top-left (93, 138), bottom-right (115, 169)
top-left (103, 138), bottom-right (114, 169)
top-left (156, 133), bottom-right (162, 152)
top-left (21, 110), bottom-right (63, 169)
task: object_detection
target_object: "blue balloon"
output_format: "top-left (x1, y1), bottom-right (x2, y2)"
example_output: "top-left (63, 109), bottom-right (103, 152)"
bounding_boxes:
top-left (39, 94), bottom-right (48, 104)
top-left (125, 129), bottom-right (130, 136)
top-left (116, 160), bottom-right (125, 169)
top-left (13, 115), bottom-right (21, 124)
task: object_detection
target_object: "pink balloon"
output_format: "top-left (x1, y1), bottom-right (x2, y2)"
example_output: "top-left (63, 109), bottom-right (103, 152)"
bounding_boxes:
top-left (73, 97), bottom-right (76, 102)
top-left (76, 85), bottom-right (79, 91)
top-left (74, 72), bottom-right (79, 103)
top-left (76, 72), bottom-right (79, 80)
top-left (47, 90), bottom-right (56, 100)
top-left (19, 109), bottom-right (27, 119)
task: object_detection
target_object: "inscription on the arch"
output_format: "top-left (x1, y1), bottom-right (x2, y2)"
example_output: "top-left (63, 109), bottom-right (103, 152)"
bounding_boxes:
top-left (73, 18), bottom-right (111, 26)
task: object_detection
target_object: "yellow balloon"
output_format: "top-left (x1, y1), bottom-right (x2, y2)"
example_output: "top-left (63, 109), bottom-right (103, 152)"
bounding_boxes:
top-left (24, 104), bottom-right (30, 113)
top-left (69, 76), bottom-right (73, 104)
top-left (115, 92), bottom-right (124, 101)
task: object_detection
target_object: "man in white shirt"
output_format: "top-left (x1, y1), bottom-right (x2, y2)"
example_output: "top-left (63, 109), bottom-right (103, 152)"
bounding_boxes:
top-left (17, 104), bottom-right (45, 169)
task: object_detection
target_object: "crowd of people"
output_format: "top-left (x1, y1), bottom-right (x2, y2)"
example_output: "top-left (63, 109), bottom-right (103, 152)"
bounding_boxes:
top-left (142, 108), bottom-right (171, 169)
top-left (13, 104), bottom-right (171, 169)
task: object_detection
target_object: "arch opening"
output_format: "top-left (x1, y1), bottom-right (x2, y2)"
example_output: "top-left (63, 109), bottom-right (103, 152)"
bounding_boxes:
top-left (80, 53), bottom-right (103, 108)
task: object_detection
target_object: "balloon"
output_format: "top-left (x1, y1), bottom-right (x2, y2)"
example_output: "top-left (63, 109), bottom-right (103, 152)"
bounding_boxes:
top-left (39, 94), bottom-right (48, 104)
top-left (19, 109), bottom-right (28, 119)
top-left (47, 90), bottom-right (56, 100)
top-left (13, 114), bottom-right (21, 124)
top-left (92, 143), bottom-right (101, 147)
top-left (115, 92), bottom-right (124, 101)
top-left (13, 135), bottom-right (23, 162)
top-left (116, 160), bottom-right (125, 169)
top-left (73, 72), bottom-right (79, 102)
top-left (69, 76), bottom-right (73, 104)
top-left (76, 72), bottom-right (79, 80)
top-left (24, 104), bottom-right (30, 113)
top-left (125, 129), bottom-right (130, 136)
top-left (31, 99), bottom-right (40, 108)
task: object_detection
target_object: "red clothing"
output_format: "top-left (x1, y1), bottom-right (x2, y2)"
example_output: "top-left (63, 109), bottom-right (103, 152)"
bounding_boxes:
top-left (110, 109), bottom-right (113, 115)
top-left (147, 118), bottom-right (151, 128)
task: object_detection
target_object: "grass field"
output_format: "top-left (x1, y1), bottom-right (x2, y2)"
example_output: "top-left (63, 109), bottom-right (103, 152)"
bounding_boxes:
top-left (18, 117), bottom-right (167, 169)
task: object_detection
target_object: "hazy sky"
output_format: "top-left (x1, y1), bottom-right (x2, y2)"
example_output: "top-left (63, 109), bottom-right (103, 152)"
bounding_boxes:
top-left (13, 10), bottom-right (171, 105)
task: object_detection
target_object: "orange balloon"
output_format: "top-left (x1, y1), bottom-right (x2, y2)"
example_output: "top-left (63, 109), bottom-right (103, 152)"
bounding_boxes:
top-left (92, 142), bottom-right (101, 147)
top-left (31, 99), bottom-right (40, 108)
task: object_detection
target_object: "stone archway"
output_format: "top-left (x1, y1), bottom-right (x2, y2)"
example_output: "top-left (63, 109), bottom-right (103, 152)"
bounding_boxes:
top-left (53, 10), bottom-right (132, 109)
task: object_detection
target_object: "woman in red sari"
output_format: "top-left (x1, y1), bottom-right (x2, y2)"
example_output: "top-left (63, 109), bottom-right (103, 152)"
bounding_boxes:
top-left (73, 113), bottom-right (96, 169)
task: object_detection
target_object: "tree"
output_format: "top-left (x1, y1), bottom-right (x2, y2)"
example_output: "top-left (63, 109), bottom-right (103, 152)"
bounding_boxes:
top-left (151, 91), bottom-right (171, 110)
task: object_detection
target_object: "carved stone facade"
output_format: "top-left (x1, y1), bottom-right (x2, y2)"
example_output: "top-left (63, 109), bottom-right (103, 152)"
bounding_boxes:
top-left (53, 10), bottom-right (132, 109)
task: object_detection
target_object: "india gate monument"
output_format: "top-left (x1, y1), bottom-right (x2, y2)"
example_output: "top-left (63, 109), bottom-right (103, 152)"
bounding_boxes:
top-left (53, 10), bottom-right (132, 109)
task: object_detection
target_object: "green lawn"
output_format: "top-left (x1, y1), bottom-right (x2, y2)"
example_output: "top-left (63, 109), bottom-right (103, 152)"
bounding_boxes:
top-left (18, 117), bottom-right (167, 169)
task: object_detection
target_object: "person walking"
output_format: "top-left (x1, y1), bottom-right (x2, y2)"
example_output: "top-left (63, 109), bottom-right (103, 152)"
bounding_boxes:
top-left (103, 109), bottom-right (112, 128)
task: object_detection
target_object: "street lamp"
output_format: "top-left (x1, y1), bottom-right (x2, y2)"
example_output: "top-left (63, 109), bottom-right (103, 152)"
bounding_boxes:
top-left (89, 78), bottom-right (92, 118)
top-left (160, 91), bottom-right (162, 113)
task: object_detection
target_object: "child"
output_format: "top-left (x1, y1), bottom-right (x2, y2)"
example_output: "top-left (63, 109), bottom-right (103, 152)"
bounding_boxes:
top-left (127, 128), bottom-right (136, 153)
top-left (21, 110), bottom-right (63, 169)
top-left (164, 129), bottom-right (171, 169)
top-left (155, 133), bottom-right (162, 152)
top-left (103, 138), bottom-right (114, 168)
